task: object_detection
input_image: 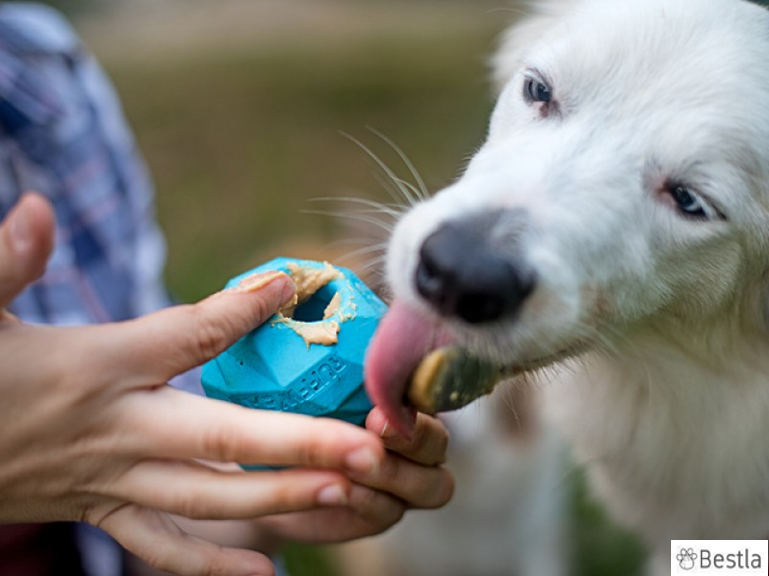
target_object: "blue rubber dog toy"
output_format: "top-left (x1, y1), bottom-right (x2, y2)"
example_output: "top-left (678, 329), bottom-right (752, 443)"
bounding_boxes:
top-left (201, 258), bottom-right (387, 428)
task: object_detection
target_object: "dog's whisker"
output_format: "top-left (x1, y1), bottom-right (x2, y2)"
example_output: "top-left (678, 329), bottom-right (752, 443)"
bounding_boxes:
top-left (341, 131), bottom-right (422, 207)
top-left (485, 6), bottom-right (534, 18)
top-left (366, 126), bottom-right (429, 201)
top-left (327, 204), bottom-right (402, 219)
top-left (335, 243), bottom-right (389, 265)
top-left (356, 261), bottom-right (388, 280)
top-left (321, 236), bottom-right (388, 253)
top-left (391, 177), bottom-right (425, 204)
top-left (309, 196), bottom-right (405, 217)
top-left (372, 173), bottom-right (420, 210)
top-left (373, 171), bottom-right (425, 208)
top-left (301, 209), bottom-right (397, 234)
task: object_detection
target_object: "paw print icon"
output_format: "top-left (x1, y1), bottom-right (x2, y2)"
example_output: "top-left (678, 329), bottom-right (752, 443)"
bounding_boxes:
top-left (676, 548), bottom-right (698, 571)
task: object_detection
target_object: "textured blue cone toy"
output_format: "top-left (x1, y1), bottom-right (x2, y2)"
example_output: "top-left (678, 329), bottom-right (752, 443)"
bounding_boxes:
top-left (201, 258), bottom-right (387, 429)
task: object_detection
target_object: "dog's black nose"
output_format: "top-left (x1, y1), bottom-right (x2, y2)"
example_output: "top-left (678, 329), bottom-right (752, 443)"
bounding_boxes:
top-left (416, 214), bottom-right (534, 324)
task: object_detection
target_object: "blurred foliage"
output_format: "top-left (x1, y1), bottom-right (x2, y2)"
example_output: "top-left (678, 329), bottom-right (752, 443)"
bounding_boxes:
top-left (571, 473), bottom-right (648, 576)
top-left (105, 30), bottom-right (496, 302)
top-left (283, 543), bottom-right (338, 576)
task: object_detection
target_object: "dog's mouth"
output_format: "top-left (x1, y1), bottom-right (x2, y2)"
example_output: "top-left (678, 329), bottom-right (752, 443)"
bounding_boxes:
top-left (365, 299), bottom-right (588, 435)
top-left (365, 300), bottom-right (518, 435)
top-left (364, 300), bottom-right (451, 434)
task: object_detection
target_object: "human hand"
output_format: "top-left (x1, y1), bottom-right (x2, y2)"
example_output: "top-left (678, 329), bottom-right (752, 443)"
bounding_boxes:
top-left (0, 193), bottom-right (390, 576)
top-left (256, 406), bottom-right (454, 544)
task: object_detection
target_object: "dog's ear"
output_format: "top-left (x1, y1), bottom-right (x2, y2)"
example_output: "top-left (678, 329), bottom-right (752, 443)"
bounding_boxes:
top-left (490, 0), bottom-right (574, 94)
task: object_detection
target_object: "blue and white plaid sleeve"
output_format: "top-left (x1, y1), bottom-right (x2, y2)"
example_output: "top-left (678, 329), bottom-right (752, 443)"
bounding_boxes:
top-left (0, 2), bottom-right (202, 393)
top-left (0, 3), bottom-right (168, 325)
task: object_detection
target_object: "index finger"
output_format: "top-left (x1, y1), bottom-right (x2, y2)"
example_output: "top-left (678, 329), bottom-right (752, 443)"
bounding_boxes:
top-left (105, 271), bottom-right (295, 383)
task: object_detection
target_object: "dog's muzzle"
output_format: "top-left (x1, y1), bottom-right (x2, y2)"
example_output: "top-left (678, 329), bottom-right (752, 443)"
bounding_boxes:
top-left (415, 210), bottom-right (535, 324)
top-left (365, 210), bottom-right (537, 435)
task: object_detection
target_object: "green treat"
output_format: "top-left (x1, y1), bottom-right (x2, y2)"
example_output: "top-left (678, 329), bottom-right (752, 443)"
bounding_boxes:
top-left (407, 346), bottom-right (505, 414)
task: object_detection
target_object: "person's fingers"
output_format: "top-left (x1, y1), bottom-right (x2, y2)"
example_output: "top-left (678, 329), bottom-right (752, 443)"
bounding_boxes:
top-left (259, 483), bottom-right (407, 544)
top-left (366, 407), bottom-right (450, 466)
top-left (94, 271), bottom-right (296, 384)
top-left (345, 482), bottom-right (407, 528)
top-left (107, 459), bottom-right (351, 520)
top-left (346, 452), bottom-right (455, 509)
top-left (96, 504), bottom-right (275, 576)
top-left (0, 192), bottom-right (55, 310)
top-left (128, 387), bottom-right (386, 473)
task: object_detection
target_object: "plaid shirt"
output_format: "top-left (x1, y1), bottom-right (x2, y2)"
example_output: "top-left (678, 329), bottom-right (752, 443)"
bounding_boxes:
top-left (0, 5), bottom-right (202, 575)
top-left (0, 3), bottom-right (170, 327)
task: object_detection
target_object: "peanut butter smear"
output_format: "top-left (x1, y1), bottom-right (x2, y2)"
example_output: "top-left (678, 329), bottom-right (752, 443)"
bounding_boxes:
top-left (286, 320), bottom-right (341, 347)
top-left (323, 291), bottom-right (342, 318)
top-left (273, 262), bottom-right (347, 347)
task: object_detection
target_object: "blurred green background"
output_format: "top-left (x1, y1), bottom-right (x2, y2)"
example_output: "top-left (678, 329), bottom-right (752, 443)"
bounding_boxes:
top-left (77, 0), bottom-right (504, 304)
top-left (67, 1), bottom-right (646, 574)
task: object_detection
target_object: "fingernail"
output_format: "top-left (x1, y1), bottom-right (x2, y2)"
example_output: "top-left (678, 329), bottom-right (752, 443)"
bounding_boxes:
top-left (279, 280), bottom-right (297, 307)
top-left (229, 271), bottom-right (295, 303)
top-left (9, 202), bottom-right (32, 253)
top-left (379, 420), bottom-right (397, 439)
top-left (231, 271), bottom-right (284, 293)
top-left (317, 484), bottom-right (348, 507)
top-left (345, 447), bottom-right (379, 475)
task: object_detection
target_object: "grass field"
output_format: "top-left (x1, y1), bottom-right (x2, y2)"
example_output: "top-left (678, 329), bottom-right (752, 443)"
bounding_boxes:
top-left (77, 2), bottom-right (647, 574)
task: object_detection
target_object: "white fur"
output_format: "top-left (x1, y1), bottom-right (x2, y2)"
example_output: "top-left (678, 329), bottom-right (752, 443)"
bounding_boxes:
top-left (386, 0), bottom-right (769, 572)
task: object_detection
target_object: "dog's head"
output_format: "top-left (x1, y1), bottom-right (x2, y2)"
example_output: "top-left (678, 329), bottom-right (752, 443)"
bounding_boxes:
top-left (365, 0), bottom-right (769, 431)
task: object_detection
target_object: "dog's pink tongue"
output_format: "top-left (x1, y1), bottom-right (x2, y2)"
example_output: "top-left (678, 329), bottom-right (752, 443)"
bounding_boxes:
top-left (365, 300), bottom-right (452, 435)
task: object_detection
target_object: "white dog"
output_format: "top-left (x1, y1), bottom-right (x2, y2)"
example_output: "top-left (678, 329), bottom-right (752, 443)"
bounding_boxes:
top-left (364, 0), bottom-right (769, 573)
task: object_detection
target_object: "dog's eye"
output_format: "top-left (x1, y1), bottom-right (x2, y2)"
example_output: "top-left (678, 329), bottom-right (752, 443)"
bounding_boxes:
top-left (668, 185), bottom-right (711, 219)
top-left (524, 77), bottom-right (552, 104)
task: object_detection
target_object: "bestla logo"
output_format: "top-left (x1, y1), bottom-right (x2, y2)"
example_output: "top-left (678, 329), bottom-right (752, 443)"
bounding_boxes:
top-left (676, 548), bottom-right (697, 571)
top-left (671, 541), bottom-right (768, 575)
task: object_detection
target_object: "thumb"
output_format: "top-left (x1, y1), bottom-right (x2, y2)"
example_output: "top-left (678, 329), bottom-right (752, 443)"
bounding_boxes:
top-left (0, 193), bottom-right (55, 310)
